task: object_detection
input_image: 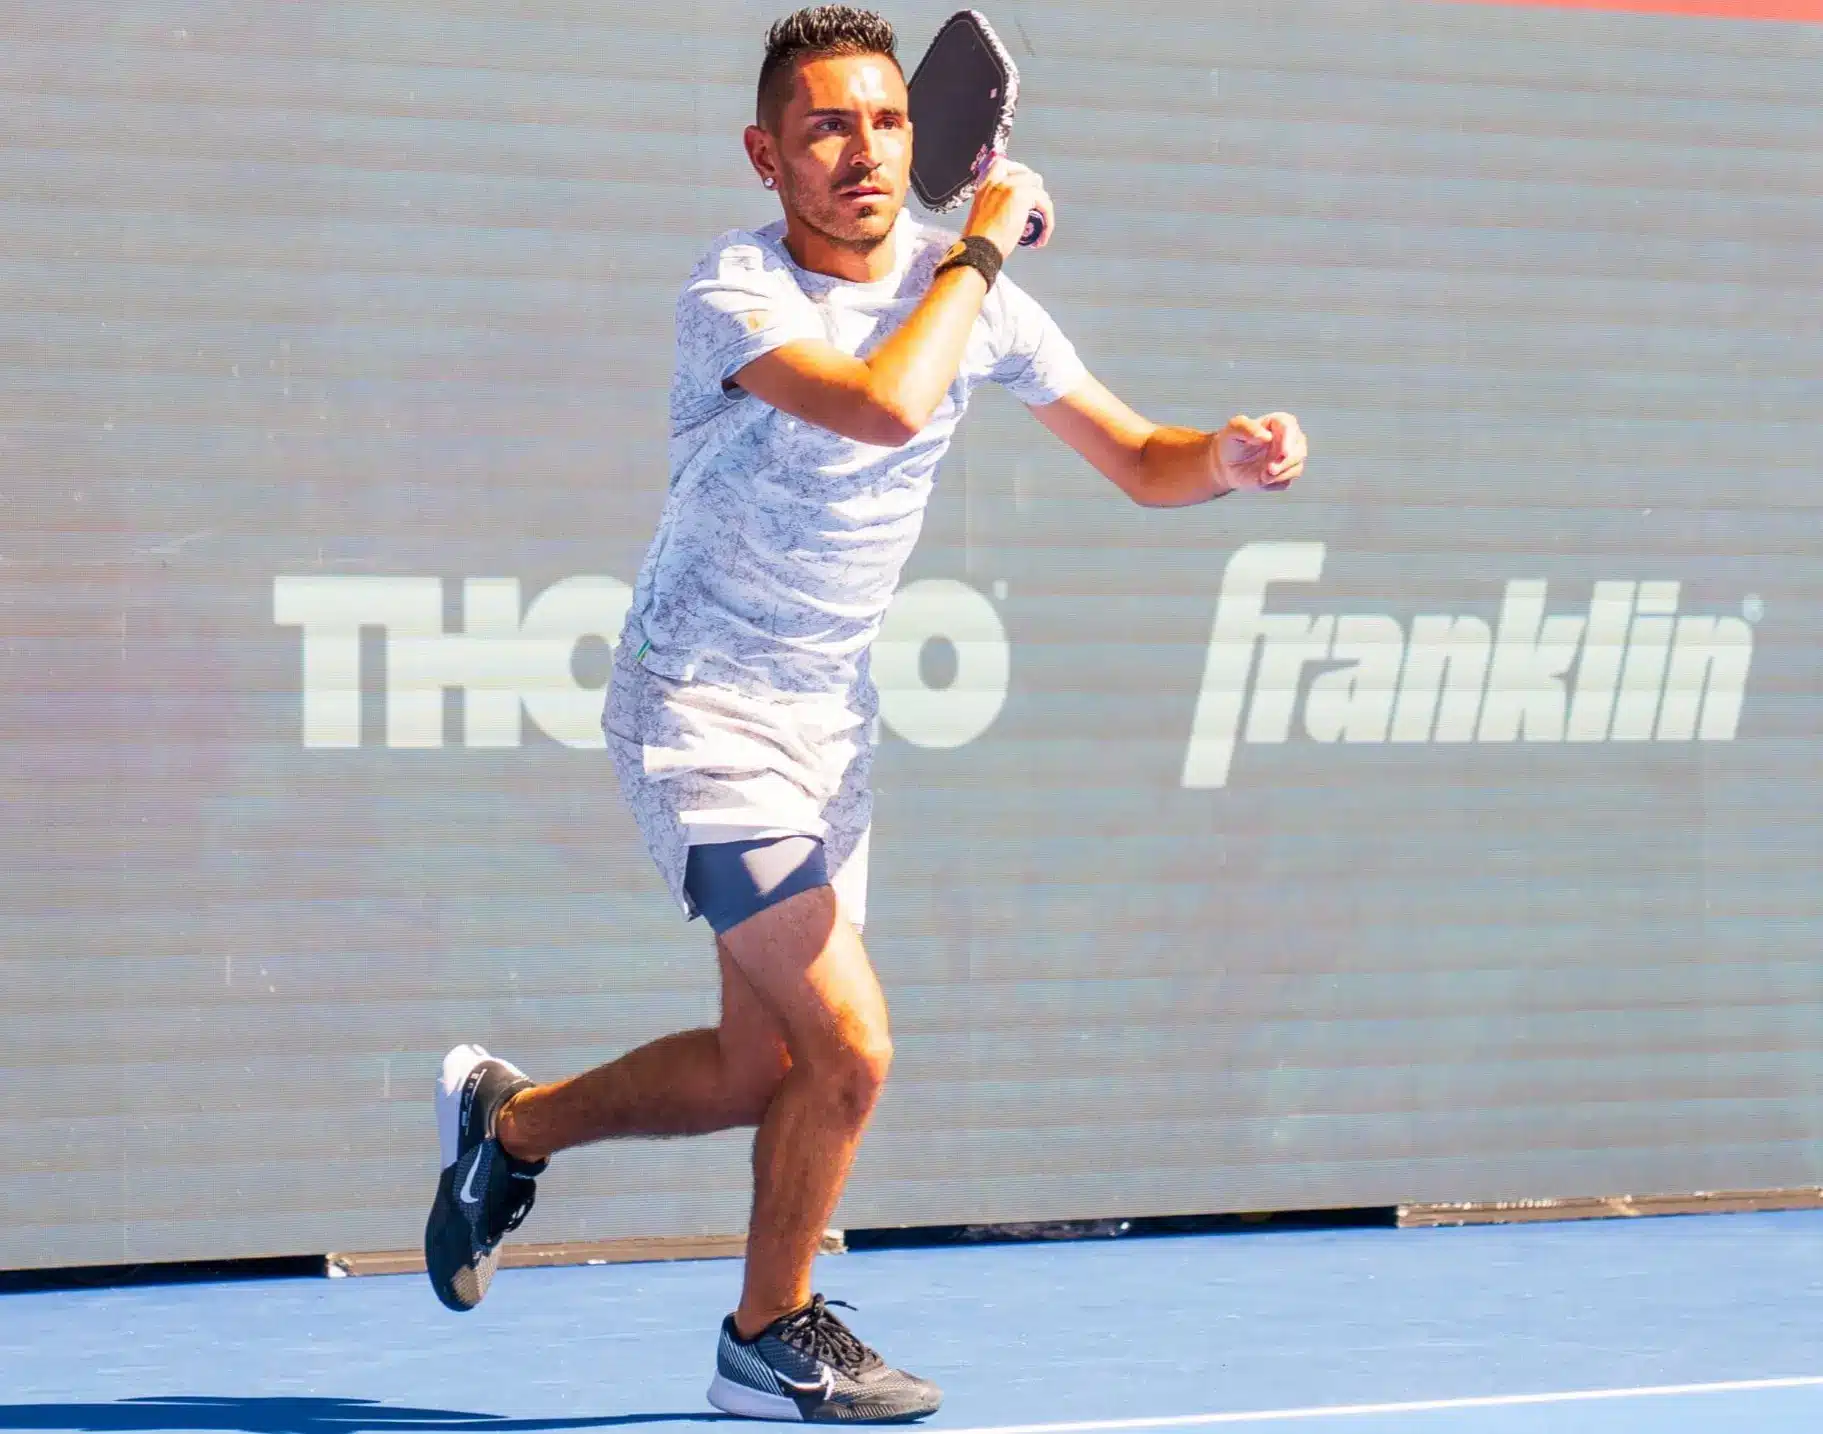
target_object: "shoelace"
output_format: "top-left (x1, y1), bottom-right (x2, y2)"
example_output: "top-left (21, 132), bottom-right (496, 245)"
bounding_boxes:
top-left (495, 1183), bottom-right (535, 1240)
top-left (479, 1148), bottom-right (539, 1247)
top-left (777, 1295), bottom-right (883, 1375)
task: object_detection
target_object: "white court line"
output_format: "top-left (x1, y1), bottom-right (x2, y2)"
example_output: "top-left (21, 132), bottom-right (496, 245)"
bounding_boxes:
top-left (940, 1375), bottom-right (1823, 1431)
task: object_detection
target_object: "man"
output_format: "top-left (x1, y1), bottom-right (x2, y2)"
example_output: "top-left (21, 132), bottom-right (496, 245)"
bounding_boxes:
top-left (424, 5), bottom-right (1307, 1423)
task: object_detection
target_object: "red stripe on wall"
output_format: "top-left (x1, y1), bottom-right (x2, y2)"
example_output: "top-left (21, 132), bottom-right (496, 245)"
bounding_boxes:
top-left (1438, 0), bottom-right (1823, 19)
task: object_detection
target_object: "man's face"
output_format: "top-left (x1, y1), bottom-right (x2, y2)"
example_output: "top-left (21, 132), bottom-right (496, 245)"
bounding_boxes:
top-left (767, 53), bottom-right (911, 248)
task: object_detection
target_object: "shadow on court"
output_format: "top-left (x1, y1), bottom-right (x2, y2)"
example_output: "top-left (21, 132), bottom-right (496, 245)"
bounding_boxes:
top-left (0, 1400), bottom-right (739, 1434)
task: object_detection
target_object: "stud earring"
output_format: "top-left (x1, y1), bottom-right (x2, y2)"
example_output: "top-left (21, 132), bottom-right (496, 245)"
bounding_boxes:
top-left (763, 177), bottom-right (777, 190)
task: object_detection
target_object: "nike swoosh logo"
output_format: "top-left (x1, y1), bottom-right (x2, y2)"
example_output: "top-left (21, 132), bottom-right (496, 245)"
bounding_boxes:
top-left (776, 1368), bottom-right (835, 1399)
top-left (459, 1149), bottom-right (487, 1206)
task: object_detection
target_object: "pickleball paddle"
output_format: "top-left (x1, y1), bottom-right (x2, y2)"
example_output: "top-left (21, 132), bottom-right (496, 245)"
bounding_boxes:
top-left (906, 10), bottom-right (1046, 247)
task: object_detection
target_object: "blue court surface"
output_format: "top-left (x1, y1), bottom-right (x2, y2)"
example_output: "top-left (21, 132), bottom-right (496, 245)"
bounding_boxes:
top-left (3, 1212), bottom-right (1819, 1432)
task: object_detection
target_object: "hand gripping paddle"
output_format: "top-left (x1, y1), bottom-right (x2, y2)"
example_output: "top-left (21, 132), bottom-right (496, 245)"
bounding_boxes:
top-left (906, 10), bottom-right (1047, 247)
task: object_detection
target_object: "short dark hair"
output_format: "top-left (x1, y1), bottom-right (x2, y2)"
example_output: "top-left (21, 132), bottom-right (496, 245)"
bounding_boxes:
top-left (756, 6), bottom-right (900, 130)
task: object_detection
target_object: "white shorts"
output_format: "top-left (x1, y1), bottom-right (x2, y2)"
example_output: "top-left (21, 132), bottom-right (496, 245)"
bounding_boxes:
top-left (602, 647), bottom-right (875, 929)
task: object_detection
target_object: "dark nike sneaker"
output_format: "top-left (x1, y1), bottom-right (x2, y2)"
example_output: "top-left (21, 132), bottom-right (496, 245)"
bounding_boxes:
top-left (707, 1295), bottom-right (942, 1423)
top-left (424, 1043), bottom-right (545, 1312)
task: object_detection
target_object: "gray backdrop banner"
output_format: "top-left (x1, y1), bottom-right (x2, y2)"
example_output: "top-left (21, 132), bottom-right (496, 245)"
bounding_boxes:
top-left (5, 0), bottom-right (1820, 1270)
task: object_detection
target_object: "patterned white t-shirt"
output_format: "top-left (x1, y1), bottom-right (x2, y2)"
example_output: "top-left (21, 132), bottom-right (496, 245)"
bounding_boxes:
top-left (620, 210), bottom-right (1087, 696)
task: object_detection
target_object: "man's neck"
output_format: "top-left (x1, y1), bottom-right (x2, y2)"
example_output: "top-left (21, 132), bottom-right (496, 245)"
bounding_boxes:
top-left (781, 214), bottom-right (899, 283)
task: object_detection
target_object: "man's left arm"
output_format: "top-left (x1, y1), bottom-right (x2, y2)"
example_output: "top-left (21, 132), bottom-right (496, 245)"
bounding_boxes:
top-left (1030, 373), bottom-right (1308, 507)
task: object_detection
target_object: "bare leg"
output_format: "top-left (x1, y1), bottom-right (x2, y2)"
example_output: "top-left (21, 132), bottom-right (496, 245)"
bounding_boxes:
top-left (717, 885), bottom-right (891, 1338)
top-left (494, 882), bottom-right (889, 1343)
top-left (497, 943), bottom-right (791, 1161)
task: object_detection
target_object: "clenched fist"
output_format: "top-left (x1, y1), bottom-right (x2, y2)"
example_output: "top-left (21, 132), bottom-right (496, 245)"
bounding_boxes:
top-left (1214, 412), bottom-right (1307, 493)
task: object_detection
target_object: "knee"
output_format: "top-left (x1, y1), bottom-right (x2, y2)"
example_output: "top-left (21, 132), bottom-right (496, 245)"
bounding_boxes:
top-left (822, 1029), bottom-right (893, 1127)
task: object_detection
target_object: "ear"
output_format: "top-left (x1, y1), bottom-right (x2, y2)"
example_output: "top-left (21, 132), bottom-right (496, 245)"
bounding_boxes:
top-left (743, 125), bottom-right (779, 190)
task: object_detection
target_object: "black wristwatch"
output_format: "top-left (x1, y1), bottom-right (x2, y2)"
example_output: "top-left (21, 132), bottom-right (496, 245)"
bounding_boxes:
top-left (934, 235), bottom-right (1003, 290)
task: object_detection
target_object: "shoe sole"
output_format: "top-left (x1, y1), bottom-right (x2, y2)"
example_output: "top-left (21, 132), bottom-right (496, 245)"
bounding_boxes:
top-left (706, 1373), bottom-right (941, 1424)
top-left (437, 1043), bottom-right (491, 1168)
top-left (707, 1374), bottom-right (804, 1422)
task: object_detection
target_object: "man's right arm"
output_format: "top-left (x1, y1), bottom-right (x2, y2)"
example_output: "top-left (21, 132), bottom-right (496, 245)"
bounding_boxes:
top-left (732, 161), bottom-right (1053, 448)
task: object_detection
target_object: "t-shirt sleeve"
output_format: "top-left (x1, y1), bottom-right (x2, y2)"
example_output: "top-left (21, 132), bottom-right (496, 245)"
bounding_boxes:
top-left (986, 273), bottom-right (1089, 407)
top-left (675, 234), bottom-right (826, 395)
